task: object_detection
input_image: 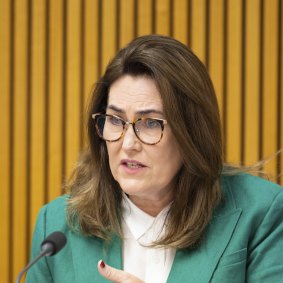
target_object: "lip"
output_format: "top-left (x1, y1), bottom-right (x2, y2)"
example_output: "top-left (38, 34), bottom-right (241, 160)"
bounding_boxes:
top-left (120, 159), bottom-right (147, 174)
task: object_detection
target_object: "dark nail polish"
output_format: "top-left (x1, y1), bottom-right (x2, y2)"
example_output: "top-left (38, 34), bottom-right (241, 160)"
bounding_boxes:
top-left (100, 260), bottom-right (105, 268)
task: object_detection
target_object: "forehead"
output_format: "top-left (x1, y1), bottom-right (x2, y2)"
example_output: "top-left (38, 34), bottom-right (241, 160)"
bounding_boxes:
top-left (107, 75), bottom-right (163, 111)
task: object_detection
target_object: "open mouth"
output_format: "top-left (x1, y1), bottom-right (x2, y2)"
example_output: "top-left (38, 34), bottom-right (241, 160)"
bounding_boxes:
top-left (121, 160), bottom-right (146, 169)
top-left (125, 162), bottom-right (143, 169)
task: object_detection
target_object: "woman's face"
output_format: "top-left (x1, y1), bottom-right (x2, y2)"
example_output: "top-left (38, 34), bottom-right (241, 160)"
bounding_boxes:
top-left (106, 75), bottom-right (183, 203)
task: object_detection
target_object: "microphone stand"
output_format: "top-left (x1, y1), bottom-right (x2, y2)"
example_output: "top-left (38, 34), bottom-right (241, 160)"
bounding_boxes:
top-left (15, 243), bottom-right (54, 283)
top-left (15, 251), bottom-right (45, 283)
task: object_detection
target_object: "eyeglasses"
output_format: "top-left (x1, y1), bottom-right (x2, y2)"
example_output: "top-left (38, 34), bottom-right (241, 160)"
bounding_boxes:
top-left (92, 113), bottom-right (168, 145)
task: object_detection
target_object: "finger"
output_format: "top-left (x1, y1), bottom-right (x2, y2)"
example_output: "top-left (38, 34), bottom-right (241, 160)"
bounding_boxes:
top-left (97, 260), bottom-right (125, 282)
top-left (97, 260), bottom-right (143, 283)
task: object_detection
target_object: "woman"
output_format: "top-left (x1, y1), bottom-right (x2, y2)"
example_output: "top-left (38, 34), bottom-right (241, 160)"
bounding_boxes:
top-left (27, 35), bottom-right (283, 282)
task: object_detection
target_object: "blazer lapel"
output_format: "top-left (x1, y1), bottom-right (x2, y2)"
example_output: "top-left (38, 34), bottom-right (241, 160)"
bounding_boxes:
top-left (70, 231), bottom-right (122, 283)
top-left (167, 177), bottom-right (242, 283)
top-left (167, 208), bottom-right (242, 283)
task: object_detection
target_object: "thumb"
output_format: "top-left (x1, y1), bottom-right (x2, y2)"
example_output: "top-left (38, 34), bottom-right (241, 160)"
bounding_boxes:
top-left (97, 260), bottom-right (144, 283)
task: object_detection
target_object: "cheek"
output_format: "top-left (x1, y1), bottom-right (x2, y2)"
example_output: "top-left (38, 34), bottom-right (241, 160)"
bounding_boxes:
top-left (151, 144), bottom-right (182, 174)
top-left (106, 144), bottom-right (117, 173)
top-left (158, 139), bottom-right (183, 174)
top-left (161, 152), bottom-right (182, 177)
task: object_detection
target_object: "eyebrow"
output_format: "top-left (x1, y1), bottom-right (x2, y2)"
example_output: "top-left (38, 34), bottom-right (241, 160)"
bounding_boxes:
top-left (106, 104), bottom-right (164, 116)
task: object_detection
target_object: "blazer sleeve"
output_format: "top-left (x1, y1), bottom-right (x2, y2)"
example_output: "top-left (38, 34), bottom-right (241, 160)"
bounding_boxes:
top-left (247, 190), bottom-right (283, 281)
top-left (25, 205), bottom-right (53, 283)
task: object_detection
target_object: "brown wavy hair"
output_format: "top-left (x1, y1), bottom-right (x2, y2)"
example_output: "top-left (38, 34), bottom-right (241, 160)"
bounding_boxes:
top-left (66, 34), bottom-right (223, 249)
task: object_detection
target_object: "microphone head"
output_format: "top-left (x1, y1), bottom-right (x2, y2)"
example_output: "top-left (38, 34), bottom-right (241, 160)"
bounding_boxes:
top-left (41, 231), bottom-right (67, 256)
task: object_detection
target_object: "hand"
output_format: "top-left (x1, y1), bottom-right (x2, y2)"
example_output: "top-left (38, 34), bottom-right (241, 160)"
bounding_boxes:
top-left (97, 260), bottom-right (144, 283)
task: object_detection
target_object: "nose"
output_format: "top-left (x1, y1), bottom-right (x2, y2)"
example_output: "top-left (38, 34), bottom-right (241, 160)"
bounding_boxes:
top-left (121, 124), bottom-right (141, 151)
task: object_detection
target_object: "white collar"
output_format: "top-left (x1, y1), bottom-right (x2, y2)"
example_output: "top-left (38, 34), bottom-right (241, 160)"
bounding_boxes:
top-left (122, 194), bottom-right (171, 241)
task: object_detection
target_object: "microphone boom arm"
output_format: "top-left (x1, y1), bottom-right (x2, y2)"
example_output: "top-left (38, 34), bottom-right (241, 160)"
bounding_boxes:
top-left (15, 250), bottom-right (46, 283)
top-left (15, 231), bottom-right (67, 283)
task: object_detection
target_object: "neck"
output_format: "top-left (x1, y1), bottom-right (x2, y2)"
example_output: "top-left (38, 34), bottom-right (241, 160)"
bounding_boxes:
top-left (129, 193), bottom-right (173, 217)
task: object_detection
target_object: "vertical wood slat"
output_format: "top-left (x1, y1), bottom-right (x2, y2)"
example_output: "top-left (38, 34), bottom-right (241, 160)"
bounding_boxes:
top-left (12, 0), bottom-right (29, 280)
top-left (101, 0), bottom-right (117, 72)
top-left (155, 0), bottom-right (171, 35)
top-left (244, 0), bottom-right (260, 165)
top-left (65, 0), bottom-right (82, 177)
top-left (0, 0), bottom-right (11, 282)
top-left (191, 0), bottom-right (206, 63)
top-left (137, 0), bottom-right (153, 36)
top-left (83, 0), bottom-right (99, 102)
top-left (30, 0), bottom-right (47, 239)
top-left (262, 0), bottom-right (279, 179)
top-left (1, 1), bottom-right (283, 282)
top-left (280, 0), bottom-right (283, 184)
top-left (208, 0), bottom-right (224, 123)
top-left (83, 0), bottom-right (99, 101)
top-left (119, 0), bottom-right (135, 48)
top-left (173, 0), bottom-right (189, 45)
top-left (47, 0), bottom-right (64, 202)
top-left (82, 0), bottom-right (100, 146)
top-left (226, 0), bottom-right (243, 163)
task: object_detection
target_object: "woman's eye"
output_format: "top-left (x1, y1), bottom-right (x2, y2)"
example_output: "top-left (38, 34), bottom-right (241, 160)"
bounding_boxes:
top-left (109, 116), bottom-right (122, 126)
top-left (145, 119), bottom-right (159, 128)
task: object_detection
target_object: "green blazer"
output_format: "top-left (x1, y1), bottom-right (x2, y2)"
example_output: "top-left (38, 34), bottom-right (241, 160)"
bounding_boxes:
top-left (26, 174), bottom-right (283, 282)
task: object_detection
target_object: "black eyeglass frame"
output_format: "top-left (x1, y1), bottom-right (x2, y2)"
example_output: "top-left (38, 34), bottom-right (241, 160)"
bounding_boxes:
top-left (91, 113), bottom-right (168, 145)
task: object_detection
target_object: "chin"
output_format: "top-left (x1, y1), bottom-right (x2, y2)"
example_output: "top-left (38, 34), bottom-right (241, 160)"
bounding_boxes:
top-left (120, 186), bottom-right (145, 196)
top-left (118, 181), bottom-right (146, 196)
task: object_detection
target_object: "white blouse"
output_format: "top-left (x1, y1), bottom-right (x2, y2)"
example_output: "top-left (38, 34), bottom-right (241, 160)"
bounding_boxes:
top-left (122, 194), bottom-right (176, 283)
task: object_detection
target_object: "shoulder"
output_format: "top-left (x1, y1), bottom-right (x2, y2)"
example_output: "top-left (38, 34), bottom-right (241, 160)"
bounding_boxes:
top-left (27, 195), bottom-right (77, 282)
top-left (220, 173), bottom-right (283, 212)
top-left (44, 194), bottom-right (69, 211)
top-left (36, 195), bottom-right (70, 233)
top-left (217, 174), bottom-right (283, 280)
top-left (221, 173), bottom-right (282, 191)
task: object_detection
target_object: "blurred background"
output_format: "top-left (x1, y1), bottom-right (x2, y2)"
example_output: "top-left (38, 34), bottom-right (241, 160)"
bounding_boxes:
top-left (0, 0), bottom-right (282, 282)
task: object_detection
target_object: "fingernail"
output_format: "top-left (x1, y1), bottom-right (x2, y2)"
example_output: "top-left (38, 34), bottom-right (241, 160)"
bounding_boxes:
top-left (100, 260), bottom-right (105, 268)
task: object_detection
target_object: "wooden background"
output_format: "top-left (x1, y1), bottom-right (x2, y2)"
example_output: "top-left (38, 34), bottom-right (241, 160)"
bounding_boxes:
top-left (0, 0), bottom-right (282, 282)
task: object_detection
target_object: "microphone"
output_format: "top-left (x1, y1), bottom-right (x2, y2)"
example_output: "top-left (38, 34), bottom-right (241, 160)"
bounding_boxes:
top-left (15, 231), bottom-right (67, 283)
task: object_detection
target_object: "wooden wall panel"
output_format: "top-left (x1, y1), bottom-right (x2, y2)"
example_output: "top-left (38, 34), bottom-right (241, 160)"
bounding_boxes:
top-left (173, 0), bottom-right (189, 45)
top-left (155, 0), bottom-right (171, 35)
top-left (1, 0), bottom-right (282, 281)
top-left (244, 0), bottom-right (260, 165)
top-left (262, 0), bottom-right (279, 179)
top-left (12, 0), bottom-right (29, 280)
top-left (281, 0), bottom-right (283, 185)
top-left (45, 0), bottom-right (65, 201)
top-left (226, 0), bottom-right (243, 163)
top-left (30, 0), bottom-right (47, 239)
top-left (47, 0), bottom-right (64, 202)
top-left (82, 0), bottom-right (100, 144)
top-left (191, 0), bottom-right (207, 62)
top-left (0, 1), bottom-right (11, 282)
top-left (65, 0), bottom-right (82, 177)
top-left (137, 0), bottom-right (152, 36)
top-left (102, 0), bottom-right (117, 72)
top-left (209, 0), bottom-right (224, 122)
top-left (119, 0), bottom-right (135, 47)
